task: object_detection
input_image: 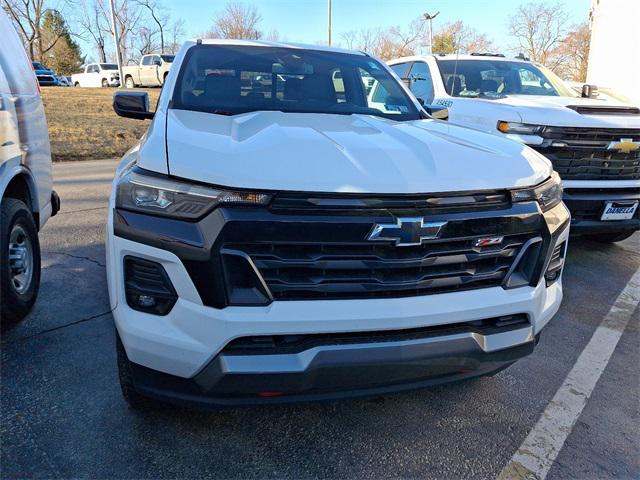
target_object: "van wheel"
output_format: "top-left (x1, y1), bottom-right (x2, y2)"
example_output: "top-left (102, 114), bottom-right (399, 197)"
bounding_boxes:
top-left (1, 198), bottom-right (41, 324)
top-left (125, 76), bottom-right (135, 88)
top-left (116, 332), bottom-right (157, 410)
top-left (74, 82), bottom-right (80, 87)
top-left (101, 78), bottom-right (108, 88)
top-left (586, 230), bottom-right (636, 243)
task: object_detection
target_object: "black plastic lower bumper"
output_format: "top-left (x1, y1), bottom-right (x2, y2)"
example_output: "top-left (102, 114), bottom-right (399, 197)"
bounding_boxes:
top-left (127, 328), bottom-right (536, 408)
top-left (563, 188), bottom-right (640, 235)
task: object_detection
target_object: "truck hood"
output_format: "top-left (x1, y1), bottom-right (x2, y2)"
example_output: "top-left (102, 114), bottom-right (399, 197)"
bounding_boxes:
top-left (490, 95), bottom-right (640, 128)
top-left (160, 109), bottom-right (551, 194)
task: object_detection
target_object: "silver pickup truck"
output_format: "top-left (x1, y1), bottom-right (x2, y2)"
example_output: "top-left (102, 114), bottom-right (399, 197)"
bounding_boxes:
top-left (122, 54), bottom-right (174, 88)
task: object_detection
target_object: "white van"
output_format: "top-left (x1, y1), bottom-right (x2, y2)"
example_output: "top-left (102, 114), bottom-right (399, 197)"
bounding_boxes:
top-left (0, 11), bottom-right (59, 322)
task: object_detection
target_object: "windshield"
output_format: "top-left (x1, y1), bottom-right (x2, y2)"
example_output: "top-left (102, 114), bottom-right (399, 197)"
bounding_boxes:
top-left (436, 59), bottom-right (578, 98)
top-left (172, 45), bottom-right (420, 120)
top-left (161, 55), bottom-right (175, 63)
top-left (32, 62), bottom-right (46, 70)
top-left (100, 63), bottom-right (118, 70)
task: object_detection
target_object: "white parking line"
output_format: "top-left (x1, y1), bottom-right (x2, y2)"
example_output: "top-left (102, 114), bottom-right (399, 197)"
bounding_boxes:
top-left (498, 266), bottom-right (640, 480)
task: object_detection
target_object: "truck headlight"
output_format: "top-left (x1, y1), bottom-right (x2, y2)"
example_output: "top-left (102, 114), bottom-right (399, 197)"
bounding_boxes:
top-left (497, 121), bottom-right (544, 135)
top-left (116, 167), bottom-right (271, 220)
top-left (511, 172), bottom-right (563, 212)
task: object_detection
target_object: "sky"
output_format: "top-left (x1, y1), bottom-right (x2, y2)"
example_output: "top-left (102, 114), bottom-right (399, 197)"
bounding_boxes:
top-left (173, 0), bottom-right (592, 48)
top-left (75, 0), bottom-right (593, 60)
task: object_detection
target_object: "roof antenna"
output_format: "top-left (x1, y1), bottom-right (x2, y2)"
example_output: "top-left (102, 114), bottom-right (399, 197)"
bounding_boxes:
top-left (450, 35), bottom-right (462, 96)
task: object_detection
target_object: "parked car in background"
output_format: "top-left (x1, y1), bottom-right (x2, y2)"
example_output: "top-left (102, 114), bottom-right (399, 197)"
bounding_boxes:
top-left (31, 61), bottom-right (58, 86)
top-left (0, 10), bottom-right (59, 323)
top-left (389, 53), bottom-right (640, 243)
top-left (122, 54), bottom-right (174, 88)
top-left (71, 63), bottom-right (120, 87)
top-left (107, 40), bottom-right (569, 410)
top-left (56, 75), bottom-right (72, 87)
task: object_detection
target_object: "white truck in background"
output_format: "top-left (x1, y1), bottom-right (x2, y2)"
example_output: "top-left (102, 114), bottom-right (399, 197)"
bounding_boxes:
top-left (388, 53), bottom-right (640, 243)
top-left (71, 63), bottom-right (120, 87)
top-left (122, 54), bottom-right (174, 88)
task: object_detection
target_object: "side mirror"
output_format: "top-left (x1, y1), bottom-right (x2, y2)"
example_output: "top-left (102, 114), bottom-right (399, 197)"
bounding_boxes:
top-left (113, 91), bottom-right (154, 120)
top-left (154, 60), bottom-right (162, 66)
top-left (582, 84), bottom-right (599, 98)
top-left (416, 97), bottom-right (425, 106)
top-left (424, 104), bottom-right (449, 121)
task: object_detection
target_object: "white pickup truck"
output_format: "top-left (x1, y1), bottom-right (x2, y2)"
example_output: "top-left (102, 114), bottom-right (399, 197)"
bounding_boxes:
top-left (106, 40), bottom-right (569, 410)
top-left (71, 63), bottom-right (120, 88)
top-left (122, 54), bottom-right (174, 88)
top-left (388, 53), bottom-right (640, 242)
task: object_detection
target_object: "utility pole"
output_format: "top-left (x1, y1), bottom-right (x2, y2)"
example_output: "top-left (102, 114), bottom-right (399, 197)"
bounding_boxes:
top-left (423, 11), bottom-right (440, 54)
top-left (109, 0), bottom-right (125, 88)
top-left (327, 0), bottom-right (332, 46)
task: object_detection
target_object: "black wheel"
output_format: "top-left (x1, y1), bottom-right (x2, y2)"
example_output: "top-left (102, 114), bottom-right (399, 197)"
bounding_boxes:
top-left (101, 78), bottom-right (108, 88)
top-left (586, 230), bottom-right (636, 243)
top-left (116, 332), bottom-right (157, 410)
top-left (74, 82), bottom-right (80, 87)
top-left (1, 198), bottom-right (41, 324)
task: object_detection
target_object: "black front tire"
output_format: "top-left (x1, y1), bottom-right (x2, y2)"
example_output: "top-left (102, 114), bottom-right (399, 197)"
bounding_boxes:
top-left (1, 198), bottom-right (41, 324)
top-left (116, 332), bottom-right (157, 410)
top-left (586, 230), bottom-right (636, 243)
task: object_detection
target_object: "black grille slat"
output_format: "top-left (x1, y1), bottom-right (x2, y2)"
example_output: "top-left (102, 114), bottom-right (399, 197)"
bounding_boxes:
top-left (536, 126), bottom-right (640, 181)
top-left (252, 244), bottom-right (520, 271)
top-left (225, 233), bottom-right (535, 300)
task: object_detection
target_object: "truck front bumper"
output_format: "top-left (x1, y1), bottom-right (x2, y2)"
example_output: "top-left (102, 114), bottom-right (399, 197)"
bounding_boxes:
top-left (562, 184), bottom-right (640, 235)
top-left (123, 321), bottom-right (537, 407)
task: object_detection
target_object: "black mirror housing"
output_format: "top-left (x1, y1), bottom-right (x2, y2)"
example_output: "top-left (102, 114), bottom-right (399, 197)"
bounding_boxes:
top-left (113, 91), bottom-right (154, 120)
top-left (424, 104), bottom-right (449, 121)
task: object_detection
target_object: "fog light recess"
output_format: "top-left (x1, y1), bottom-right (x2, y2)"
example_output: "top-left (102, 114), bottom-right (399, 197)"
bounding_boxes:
top-left (124, 256), bottom-right (178, 315)
top-left (545, 242), bottom-right (566, 286)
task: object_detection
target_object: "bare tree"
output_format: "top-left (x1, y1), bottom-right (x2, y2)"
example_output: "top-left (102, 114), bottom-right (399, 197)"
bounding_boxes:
top-left (77, 0), bottom-right (108, 62)
top-left (432, 21), bottom-right (494, 54)
top-left (166, 17), bottom-right (185, 54)
top-left (209, 1), bottom-right (262, 39)
top-left (101, 0), bottom-right (144, 63)
top-left (135, 0), bottom-right (166, 53)
top-left (2, 0), bottom-right (69, 60)
top-left (340, 28), bottom-right (379, 54)
top-left (508, 1), bottom-right (570, 67)
top-left (549, 22), bottom-right (591, 81)
top-left (340, 16), bottom-right (428, 60)
top-left (135, 25), bottom-right (158, 56)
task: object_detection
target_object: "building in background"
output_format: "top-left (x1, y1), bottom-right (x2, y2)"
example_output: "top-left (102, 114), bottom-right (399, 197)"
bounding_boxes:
top-left (587, 0), bottom-right (640, 105)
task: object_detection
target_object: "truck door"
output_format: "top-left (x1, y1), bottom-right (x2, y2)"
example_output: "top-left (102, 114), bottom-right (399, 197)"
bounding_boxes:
top-left (87, 64), bottom-right (100, 87)
top-left (141, 55), bottom-right (160, 86)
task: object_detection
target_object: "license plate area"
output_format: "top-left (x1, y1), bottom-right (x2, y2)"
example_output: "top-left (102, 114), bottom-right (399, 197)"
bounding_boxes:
top-left (600, 201), bottom-right (639, 221)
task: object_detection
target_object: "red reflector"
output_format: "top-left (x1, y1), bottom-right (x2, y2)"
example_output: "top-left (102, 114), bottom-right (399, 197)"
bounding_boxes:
top-left (257, 391), bottom-right (283, 398)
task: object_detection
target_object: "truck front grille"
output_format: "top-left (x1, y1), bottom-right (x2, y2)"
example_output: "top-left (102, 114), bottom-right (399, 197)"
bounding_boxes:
top-left (534, 126), bottom-right (640, 181)
top-left (224, 233), bottom-right (540, 301)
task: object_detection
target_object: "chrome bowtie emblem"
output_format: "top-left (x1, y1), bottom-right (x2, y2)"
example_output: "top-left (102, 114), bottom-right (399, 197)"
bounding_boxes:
top-left (367, 217), bottom-right (447, 247)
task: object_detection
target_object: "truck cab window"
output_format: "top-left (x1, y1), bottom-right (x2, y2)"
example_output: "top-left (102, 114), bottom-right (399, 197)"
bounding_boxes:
top-left (408, 62), bottom-right (434, 104)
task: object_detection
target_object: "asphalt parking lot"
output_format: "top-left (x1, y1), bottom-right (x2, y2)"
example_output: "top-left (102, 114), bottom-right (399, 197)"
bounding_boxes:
top-left (1, 159), bottom-right (639, 479)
